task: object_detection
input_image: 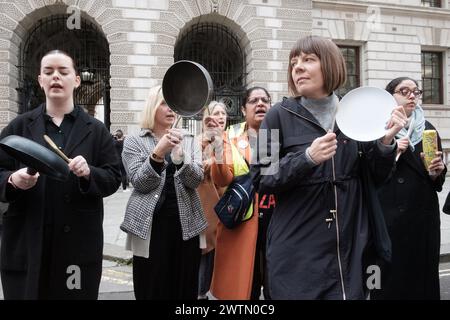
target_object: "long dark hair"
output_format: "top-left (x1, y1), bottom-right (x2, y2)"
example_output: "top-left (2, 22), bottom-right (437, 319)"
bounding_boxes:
top-left (385, 77), bottom-right (419, 95)
top-left (242, 86), bottom-right (271, 107)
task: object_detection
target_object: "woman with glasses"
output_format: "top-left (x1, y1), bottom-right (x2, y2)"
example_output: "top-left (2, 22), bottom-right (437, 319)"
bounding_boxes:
top-left (209, 87), bottom-right (274, 299)
top-left (250, 36), bottom-right (407, 300)
top-left (371, 77), bottom-right (446, 300)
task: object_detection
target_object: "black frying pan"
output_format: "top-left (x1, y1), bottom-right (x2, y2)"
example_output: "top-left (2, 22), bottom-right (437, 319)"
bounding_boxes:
top-left (162, 60), bottom-right (214, 117)
top-left (0, 135), bottom-right (70, 181)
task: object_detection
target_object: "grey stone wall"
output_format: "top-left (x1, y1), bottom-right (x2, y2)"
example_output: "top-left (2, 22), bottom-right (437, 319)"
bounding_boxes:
top-left (0, 0), bottom-right (312, 134)
top-left (314, 0), bottom-right (450, 156)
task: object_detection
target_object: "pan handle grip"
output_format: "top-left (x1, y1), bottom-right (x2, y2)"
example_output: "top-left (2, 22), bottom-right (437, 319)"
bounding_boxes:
top-left (26, 167), bottom-right (37, 176)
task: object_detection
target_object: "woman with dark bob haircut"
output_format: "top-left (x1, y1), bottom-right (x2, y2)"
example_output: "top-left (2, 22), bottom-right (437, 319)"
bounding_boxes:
top-left (251, 36), bottom-right (407, 299)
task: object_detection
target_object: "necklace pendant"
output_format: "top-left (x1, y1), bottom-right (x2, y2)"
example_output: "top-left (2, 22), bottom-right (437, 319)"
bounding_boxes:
top-left (238, 139), bottom-right (248, 149)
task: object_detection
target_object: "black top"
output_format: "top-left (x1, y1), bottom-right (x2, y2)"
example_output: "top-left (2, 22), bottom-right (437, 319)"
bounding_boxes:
top-left (43, 105), bottom-right (79, 151)
top-left (43, 105), bottom-right (79, 226)
top-left (150, 154), bottom-right (183, 216)
top-left (113, 139), bottom-right (125, 171)
top-left (114, 139), bottom-right (124, 158)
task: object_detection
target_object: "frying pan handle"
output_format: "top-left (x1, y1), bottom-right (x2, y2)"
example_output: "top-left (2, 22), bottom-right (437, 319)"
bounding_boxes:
top-left (26, 167), bottom-right (37, 176)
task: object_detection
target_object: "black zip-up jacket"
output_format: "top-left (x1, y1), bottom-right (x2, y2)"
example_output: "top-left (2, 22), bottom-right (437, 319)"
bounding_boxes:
top-left (250, 97), bottom-right (396, 300)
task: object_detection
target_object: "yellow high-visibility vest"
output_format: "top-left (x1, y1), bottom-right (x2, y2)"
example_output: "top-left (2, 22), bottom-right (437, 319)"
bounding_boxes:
top-left (229, 137), bottom-right (253, 222)
top-left (227, 122), bottom-right (246, 140)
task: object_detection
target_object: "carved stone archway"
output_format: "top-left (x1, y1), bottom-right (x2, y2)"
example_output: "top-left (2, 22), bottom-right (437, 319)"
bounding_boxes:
top-left (18, 13), bottom-right (111, 128)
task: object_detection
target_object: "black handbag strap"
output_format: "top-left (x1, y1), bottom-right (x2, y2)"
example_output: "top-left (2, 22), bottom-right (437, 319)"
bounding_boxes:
top-left (243, 156), bottom-right (250, 169)
top-left (237, 148), bottom-right (250, 171)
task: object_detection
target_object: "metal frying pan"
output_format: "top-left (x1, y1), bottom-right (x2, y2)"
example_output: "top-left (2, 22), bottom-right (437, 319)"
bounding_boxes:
top-left (162, 60), bottom-right (214, 117)
top-left (0, 135), bottom-right (70, 181)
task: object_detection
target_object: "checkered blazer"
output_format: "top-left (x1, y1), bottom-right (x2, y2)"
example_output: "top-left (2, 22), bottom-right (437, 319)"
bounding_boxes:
top-left (120, 129), bottom-right (207, 240)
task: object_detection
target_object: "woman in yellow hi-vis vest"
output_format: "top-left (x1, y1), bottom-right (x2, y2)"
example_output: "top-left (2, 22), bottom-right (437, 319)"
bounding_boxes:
top-left (210, 87), bottom-right (273, 300)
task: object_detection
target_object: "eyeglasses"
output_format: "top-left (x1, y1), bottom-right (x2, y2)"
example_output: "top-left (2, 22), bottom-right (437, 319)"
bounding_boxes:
top-left (394, 88), bottom-right (423, 97)
top-left (247, 97), bottom-right (271, 105)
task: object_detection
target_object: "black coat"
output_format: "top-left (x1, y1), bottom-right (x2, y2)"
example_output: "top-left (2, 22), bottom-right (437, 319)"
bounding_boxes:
top-left (250, 97), bottom-right (396, 300)
top-left (113, 139), bottom-right (124, 169)
top-left (0, 106), bottom-right (121, 299)
top-left (372, 121), bottom-right (446, 300)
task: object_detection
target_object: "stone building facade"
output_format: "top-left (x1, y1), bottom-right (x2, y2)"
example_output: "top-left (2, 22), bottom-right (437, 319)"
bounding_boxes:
top-left (1, 0), bottom-right (449, 158)
top-left (0, 0), bottom-right (312, 135)
top-left (313, 0), bottom-right (450, 157)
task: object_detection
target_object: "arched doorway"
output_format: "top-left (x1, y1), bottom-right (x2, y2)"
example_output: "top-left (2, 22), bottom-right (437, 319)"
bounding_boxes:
top-left (174, 22), bottom-right (246, 128)
top-left (17, 14), bottom-right (111, 129)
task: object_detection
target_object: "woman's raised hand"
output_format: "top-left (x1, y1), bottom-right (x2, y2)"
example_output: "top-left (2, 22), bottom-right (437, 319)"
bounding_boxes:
top-left (382, 106), bottom-right (407, 145)
top-left (307, 132), bottom-right (337, 164)
top-left (68, 155), bottom-right (91, 178)
top-left (421, 151), bottom-right (446, 179)
top-left (9, 167), bottom-right (40, 190)
top-left (203, 117), bottom-right (223, 143)
top-left (396, 137), bottom-right (409, 154)
top-left (154, 128), bottom-right (185, 157)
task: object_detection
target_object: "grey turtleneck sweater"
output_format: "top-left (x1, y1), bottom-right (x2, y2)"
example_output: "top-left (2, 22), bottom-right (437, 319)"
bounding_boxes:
top-left (300, 93), bottom-right (338, 132)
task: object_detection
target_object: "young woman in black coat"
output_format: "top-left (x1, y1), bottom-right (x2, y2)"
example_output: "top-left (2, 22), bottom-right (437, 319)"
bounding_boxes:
top-left (371, 77), bottom-right (446, 300)
top-left (0, 50), bottom-right (121, 299)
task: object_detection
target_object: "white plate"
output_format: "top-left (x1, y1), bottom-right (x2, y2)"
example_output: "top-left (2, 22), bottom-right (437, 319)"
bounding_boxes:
top-left (335, 86), bottom-right (397, 142)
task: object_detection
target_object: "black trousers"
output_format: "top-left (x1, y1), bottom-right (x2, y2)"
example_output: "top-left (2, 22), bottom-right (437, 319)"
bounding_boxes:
top-left (133, 210), bottom-right (201, 300)
top-left (120, 165), bottom-right (128, 189)
top-left (198, 250), bottom-right (215, 296)
top-left (250, 213), bottom-right (272, 300)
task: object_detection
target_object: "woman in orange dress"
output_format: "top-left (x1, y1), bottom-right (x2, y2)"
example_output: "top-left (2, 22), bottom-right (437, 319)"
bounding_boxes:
top-left (210, 87), bottom-right (273, 300)
top-left (197, 101), bottom-right (227, 299)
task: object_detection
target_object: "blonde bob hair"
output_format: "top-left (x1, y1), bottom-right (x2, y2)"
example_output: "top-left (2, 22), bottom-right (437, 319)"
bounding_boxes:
top-left (288, 36), bottom-right (347, 97)
top-left (140, 85), bottom-right (165, 130)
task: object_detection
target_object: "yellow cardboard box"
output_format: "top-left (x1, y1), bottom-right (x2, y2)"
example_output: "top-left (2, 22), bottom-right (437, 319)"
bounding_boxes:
top-left (422, 129), bottom-right (437, 170)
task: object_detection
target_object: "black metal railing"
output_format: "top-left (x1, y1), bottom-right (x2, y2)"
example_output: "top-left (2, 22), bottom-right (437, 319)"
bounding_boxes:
top-left (175, 22), bottom-right (246, 123)
top-left (17, 13), bottom-right (111, 127)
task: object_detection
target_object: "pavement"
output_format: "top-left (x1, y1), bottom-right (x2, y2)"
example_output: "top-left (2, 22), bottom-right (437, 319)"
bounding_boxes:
top-left (102, 187), bottom-right (132, 263)
top-left (98, 259), bottom-right (134, 300)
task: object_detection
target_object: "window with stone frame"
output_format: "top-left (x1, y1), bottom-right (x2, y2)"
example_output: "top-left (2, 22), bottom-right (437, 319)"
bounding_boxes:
top-left (421, 0), bottom-right (442, 8)
top-left (336, 45), bottom-right (360, 97)
top-left (421, 51), bottom-right (443, 104)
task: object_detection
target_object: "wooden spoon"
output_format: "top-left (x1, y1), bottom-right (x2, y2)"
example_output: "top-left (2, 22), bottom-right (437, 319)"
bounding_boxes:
top-left (43, 134), bottom-right (70, 163)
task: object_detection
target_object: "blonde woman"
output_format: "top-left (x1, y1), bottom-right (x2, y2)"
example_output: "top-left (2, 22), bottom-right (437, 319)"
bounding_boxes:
top-left (210, 87), bottom-right (273, 300)
top-left (197, 101), bottom-right (227, 299)
top-left (120, 85), bottom-right (207, 299)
